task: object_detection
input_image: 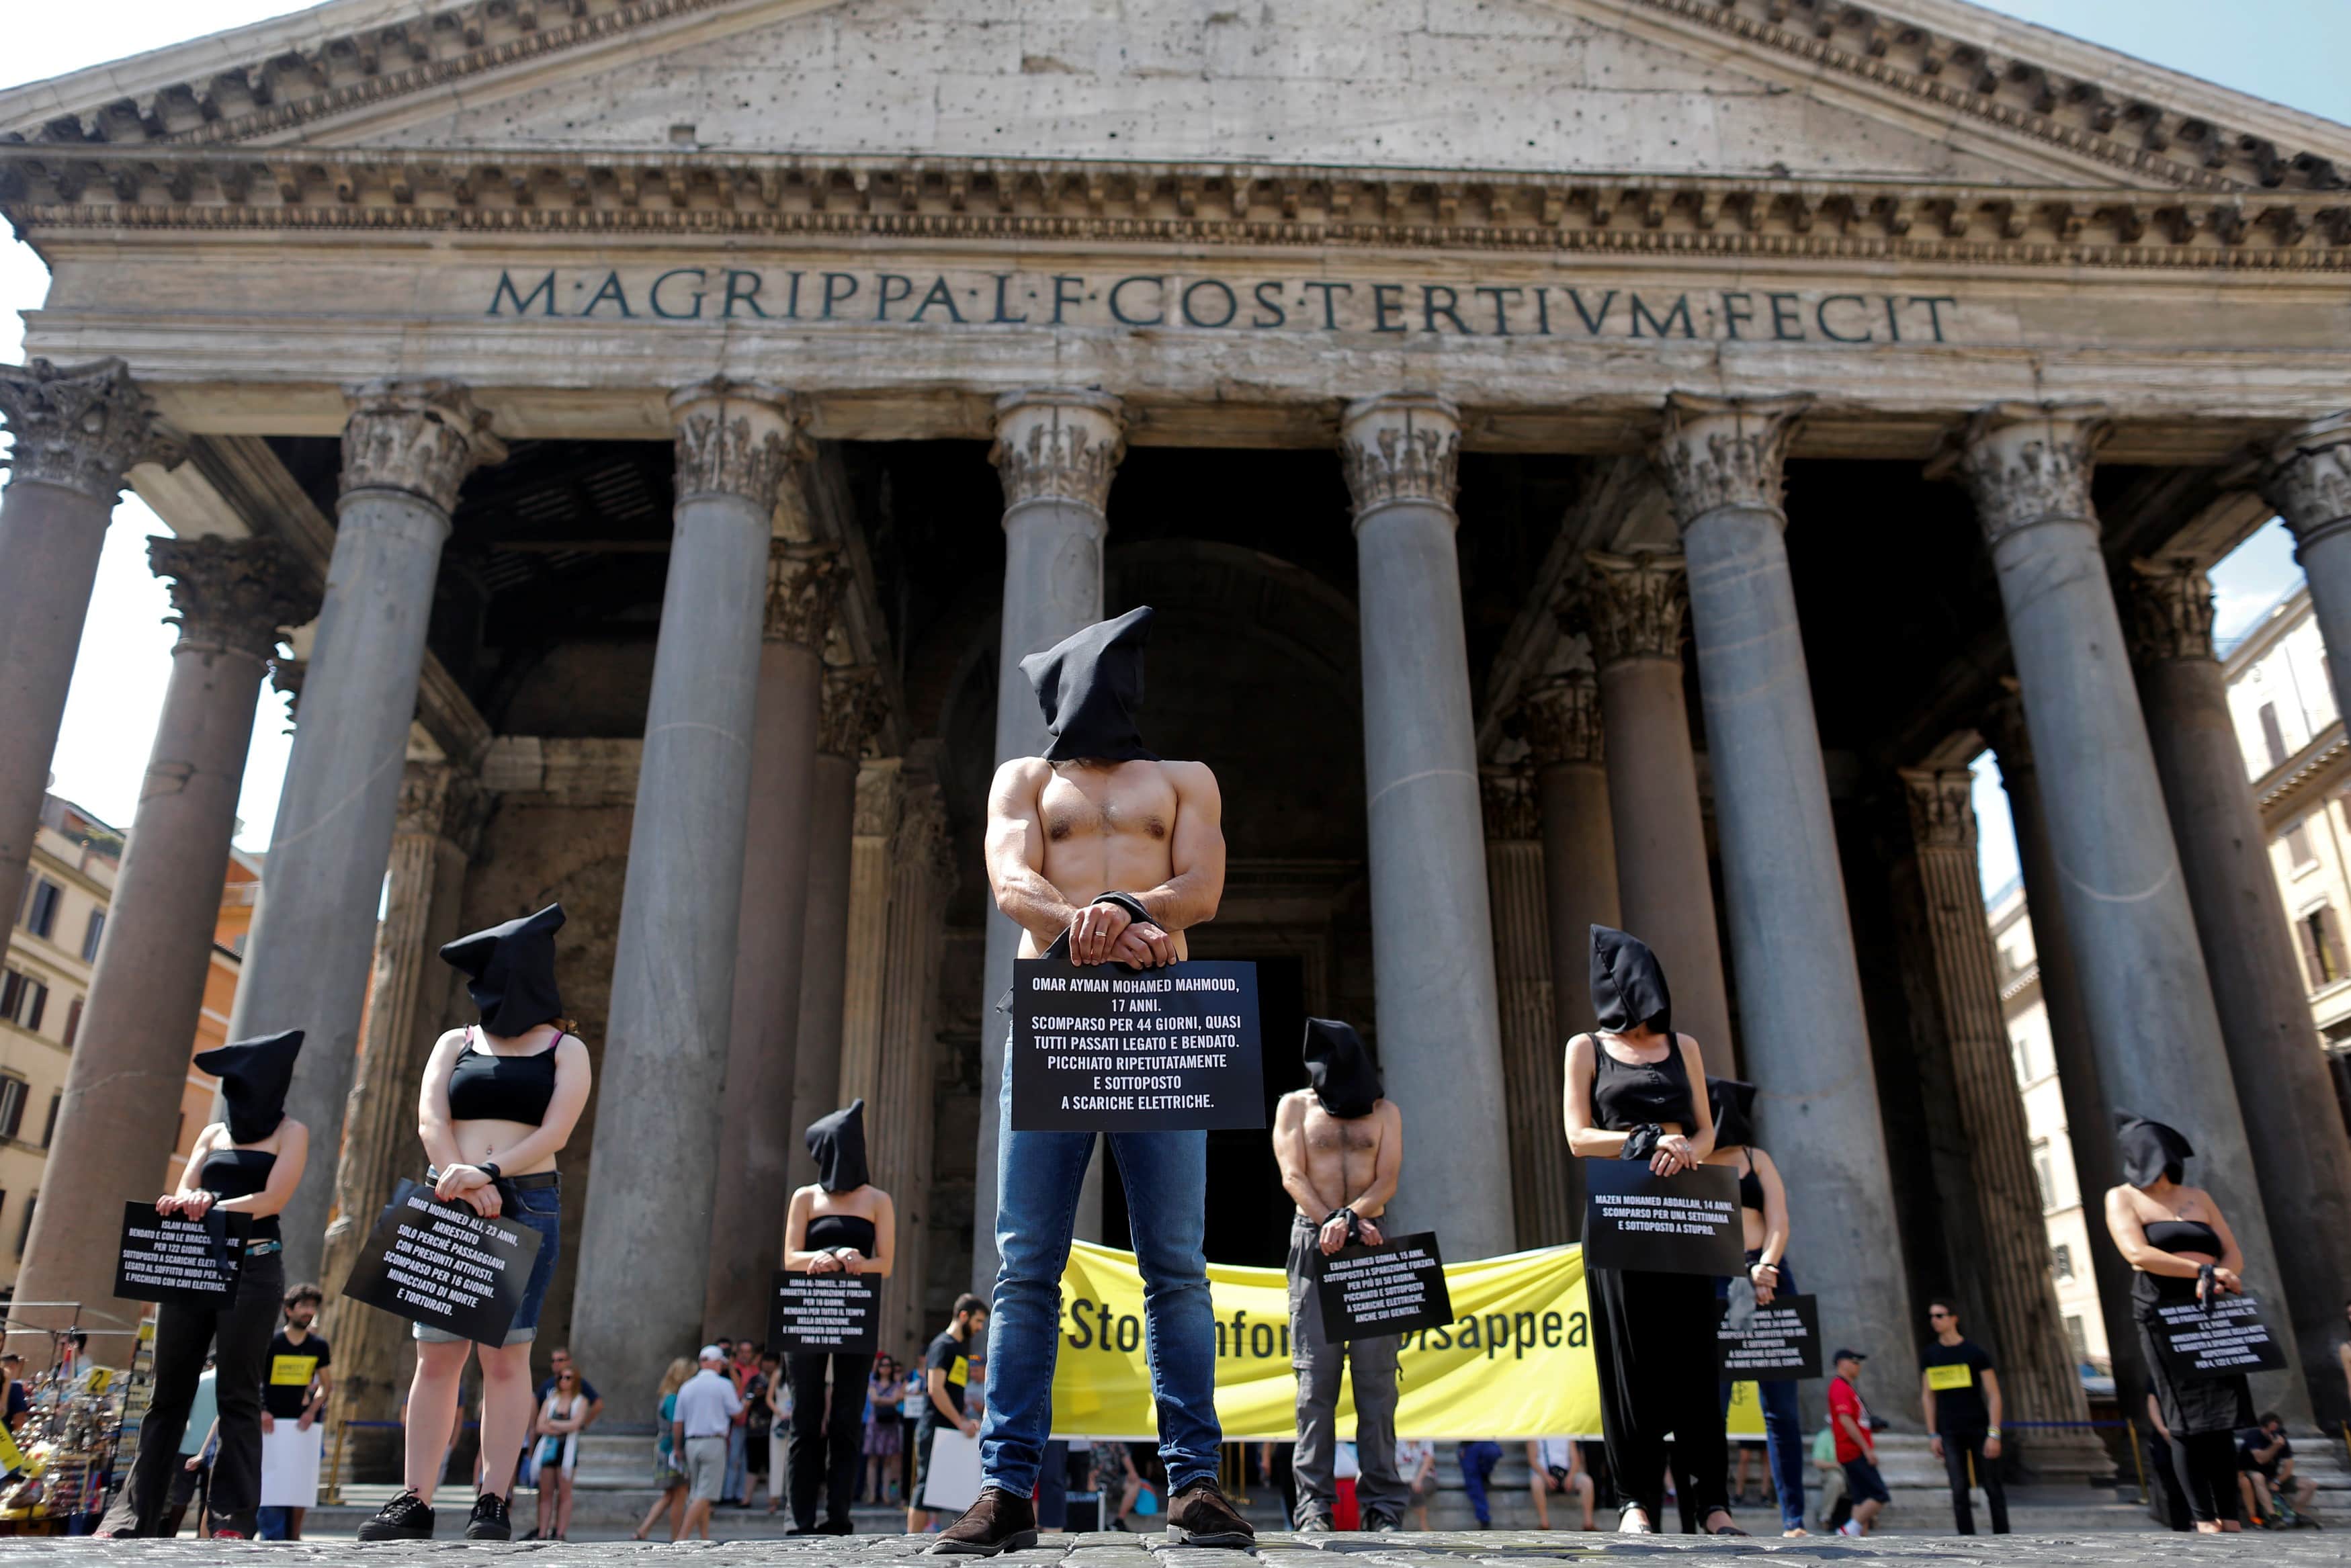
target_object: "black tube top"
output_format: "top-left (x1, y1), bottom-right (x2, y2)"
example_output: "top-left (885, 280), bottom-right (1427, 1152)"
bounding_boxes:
top-left (199, 1147), bottom-right (280, 1241)
top-left (1736, 1156), bottom-right (1765, 1213)
top-left (806, 1213), bottom-right (878, 1259)
top-left (2143, 1219), bottom-right (2222, 1256)
top-left (1592, 1037), bottom-right (1696, 1131)
top-left (447, 1029), bottom-right (560, 1125)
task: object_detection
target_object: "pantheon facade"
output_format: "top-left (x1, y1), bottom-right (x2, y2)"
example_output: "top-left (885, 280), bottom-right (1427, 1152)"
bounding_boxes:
top-left (5, 0), bottom-right (2351, 1450)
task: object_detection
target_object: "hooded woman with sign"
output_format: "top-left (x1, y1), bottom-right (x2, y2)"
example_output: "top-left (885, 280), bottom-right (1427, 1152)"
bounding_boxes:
top-left (782, 1100), bottom-right (896, 1535)
top-left (2102, 1113), bottom-right (2255, 1532)
top-left (99, 1031), bottom-right (310, 1539)
top-left (1702, 1076), bottom-right (1805, 1536)
top-left (359, 904), bottom-right (593, 1544)
top-left (1562, 927), bottom-right (1744, 1536)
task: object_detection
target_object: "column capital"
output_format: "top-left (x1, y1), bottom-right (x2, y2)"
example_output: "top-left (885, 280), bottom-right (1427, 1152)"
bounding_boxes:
top-left (1898, 765), bottom-right (1978, 856)
top-left (1338, 393), bottom-right (1460, 522)
top-left (818, 664), bottom-right (888, 760)
top-left (1519, 670), bottom-right (1604, 767)
top-left (2260, 412), bottom-right (2351, 552)
top-left (1479, 763), bottom-right (1541, 842)
top-left (342, 380), bottom-right (505, 512)
top-left (1578, 550), bottom-right (1689, 667)
top-left (1652, 392), bottom-right (1808, 529)
top-left (765, 542), bottom-right (845, 649)
top-left (0, 357), bottom-right (181, 503)
top-left (1945, 400), bottom-right (2110, 546)
top-left (669, 378), bottom-right (797, 511)
top-left (395, 759), bottom-right (490, 852)
top-left (148, 535), bottom-right (320, 664)
top-left (991, 389), bottom-right (1125, 516)
top-left (2124, 557), bottom-right (2218, 665)
top-left (893, 775), bottom-right (958, 889)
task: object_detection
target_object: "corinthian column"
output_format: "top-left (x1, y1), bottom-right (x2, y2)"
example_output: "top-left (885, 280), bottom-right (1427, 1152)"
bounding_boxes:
top-left (705, 545), bottom-right (845, 1339)
top-left (573, 381), bottom-right (792, 1401)
top-left (1340, 394), bottom-right (1514, 1258)
top-left (229, 382), bottom-right (503, 1276)
top-left (1481, 765), bottom-right (1572, 1250)
top-left (790, 666), bottom-right (886, 1190)
top-left (2127, 557), bottom-right (2351, 1425)
top-left (2263, 415), bottom-right (2351, 705)
top-left (0, 359), bottom-right (177, 914)
top-left (13, 537), bottom-right (313, 1344)
top-left (1655, 393), bottom-right (1912, 1384)
top-left (316, 763), bottom-right (486, 1431)
top-left (1896, 767), bottom-right (2101, 1465)
top-left (973, 390), bottom-right (1125, 1290)
top-left (1953, 403), bottom-right (2301, 1415)
top-left (1579, 551), bottom-right (1736, 1066)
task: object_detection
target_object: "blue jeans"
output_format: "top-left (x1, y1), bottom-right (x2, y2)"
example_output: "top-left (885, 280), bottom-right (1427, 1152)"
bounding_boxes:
top-left (1716, 1256), bottom-right (1806, 1532)
top-left (1459, 1441), bottom-right (1504, 1525)
top-left (254, 1507), bottom-right (292, 1540)
top-left (978, 1045), bottom-right (1221, 1499)
top-left (725, 1423), bottom-right (748, 1503)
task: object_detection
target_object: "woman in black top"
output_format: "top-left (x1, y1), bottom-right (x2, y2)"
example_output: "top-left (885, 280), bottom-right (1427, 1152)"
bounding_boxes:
top-left (1562, 927), bottom-right (1742, 1535)
top-left (2103, 1113), bottom-right (2252, 1532)
top-left (782, 1100), bottom-right (897, 1535)
top-left (99, 1031), bottom-right (309, 1539)
top-left (1702, 1076), bottom-right (1803, 1536)
top-left (359, 904), bottom-right (591, 1543)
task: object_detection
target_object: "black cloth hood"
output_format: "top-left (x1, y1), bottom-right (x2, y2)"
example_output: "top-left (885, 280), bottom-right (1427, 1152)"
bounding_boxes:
top-left (1302, 1017), bottom-right (1382, 1119)
top-left (1709, 1077), bottom-right (1758, 1150)
top-left (1590, 924), bottom-right (1673, 1037)
top-left (2114, 1112), bottom-right (2195, 1188)
top-left (1021, 607), bottom-right (1160, 764)
top-left (195, 1030), bottom-right (302, 1145)
top-left (806, 1100), bottom-right (871, 1193)
top-left (439, 904), bottom-right (566, 1037)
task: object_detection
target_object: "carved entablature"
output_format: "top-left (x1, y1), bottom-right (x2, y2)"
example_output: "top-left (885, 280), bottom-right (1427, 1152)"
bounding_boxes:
top-left (670, 378), bottom-right (796, 510)
top-left (0, 357), bottom-right (179, 502)
top-left (2262, 412), bottom-right (2351, 550)
top-left (991, 390), bottom-right (1125, 516)
top-left (1653, 393), bottom-right (1807, 528)
top-left (2125, 558), bottom-right (2218, 665)
top-left (148, 534), bottom-right (318, 662)
top-left (765, 543), bottom-right (843, 649)
top-left (342, 379), bottom-right (505, 511)
top-left (1580, 552), bottom-right (1689, 668)
top-left (1947, 402), bottom-right (2110, 547)
top-left (1899, 766), bottom-right (1977, 855)
top-left (819, 664), bottom-right (887, 760)
top-left (1519, 671), bottom-right (1604, 767)
top-left (1479, 765), bottom-right (1541, 842)
top-left (1339, 394), bottom-right (1461, 519)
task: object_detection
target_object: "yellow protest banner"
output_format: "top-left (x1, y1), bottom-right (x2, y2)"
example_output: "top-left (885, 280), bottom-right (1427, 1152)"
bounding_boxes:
top-left (1048, 1239), bottom-right (1762, 1440)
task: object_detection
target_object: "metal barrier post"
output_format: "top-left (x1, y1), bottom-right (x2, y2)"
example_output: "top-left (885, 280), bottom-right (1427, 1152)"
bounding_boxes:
top-left (2126, 1418), bottom-right (2148, 1506)
top-left (327, 1419), bottom-right (348, 1506)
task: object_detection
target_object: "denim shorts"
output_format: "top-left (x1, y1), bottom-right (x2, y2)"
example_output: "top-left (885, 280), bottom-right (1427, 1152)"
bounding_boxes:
top-left (413, 1172), bottom-right (561, 1346)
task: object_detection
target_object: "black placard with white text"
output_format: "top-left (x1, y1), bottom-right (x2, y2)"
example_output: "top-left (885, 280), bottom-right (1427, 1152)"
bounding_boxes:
top-left (1581, 1162), bottom-right (1746, 1276)
top-left (340, 1180), bottom-right (543, 1347)
top-left (1009, 955), bottom-right (1264, 1132)
top-left (2149, 1293), bottom-right (2291, 1382)
top-left (115, 1204), bottom-right (250, 1307)
top-left (1716, 1293), bottom-right (1823, 1379)
top-left (769, 1272), bottom-right (881, 1355)
top-left (1316, 1233), bottom-right (1453, 1340)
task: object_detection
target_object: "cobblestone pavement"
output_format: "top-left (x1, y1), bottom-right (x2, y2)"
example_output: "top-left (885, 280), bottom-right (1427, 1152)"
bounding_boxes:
top-left (8, 1534), bottom-right (2341, 1565)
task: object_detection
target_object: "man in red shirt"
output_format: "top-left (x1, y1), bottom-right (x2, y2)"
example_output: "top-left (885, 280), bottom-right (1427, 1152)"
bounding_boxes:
top-left (1826, 1350), bottom-right (1888, 1537)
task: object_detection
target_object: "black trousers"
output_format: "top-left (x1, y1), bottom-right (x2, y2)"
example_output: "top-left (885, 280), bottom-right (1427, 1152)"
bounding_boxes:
top-left (2168, 1431), bottom-right (2243, 1524)
top-left (787, 1351), bottom-right (872, 1530)
top-left (1940, 1429), bottom-right (2008, 1534)
top-left (1588, 1265), bottom-right (1727, 1526)
top-left (102, 1251), bottom-right (282, 1537)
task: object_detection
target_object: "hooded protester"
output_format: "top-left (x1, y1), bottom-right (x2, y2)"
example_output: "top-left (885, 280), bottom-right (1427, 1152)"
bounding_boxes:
top-left (99, 1033), bottom-right (312, 1540)
top-left (781, 1102), bottom-right (897, 1535)
top-left (2104, 1113), bottom-right (2255, 1532)
top-left (1021, 605), bottom-right (1158, 765)
top-left (359, 907), bottom-right (592, 1544)
top-left (1701, 1077), bottom-right (1805, 1536)
top-left (1273, 1019), bottom-right (1407, 1530)
top-left (1561, 926), bottom-right (1742, 1536)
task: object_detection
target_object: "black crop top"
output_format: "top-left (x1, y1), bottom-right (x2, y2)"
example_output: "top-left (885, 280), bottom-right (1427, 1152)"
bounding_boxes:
top-left (447, 1028), bottom-right (560, 1125)
top-left (2143, 1219), bottom-right (2222, 1257)
top-left (1591, 1037), bottom-right (1697, 1131)
top-left (200, 1147), bottom-right (280, 1241)
top-left (1734, 1153), bottom-right (1766, 1213)
top-left (806, 1213), bottom-right (878, 1259)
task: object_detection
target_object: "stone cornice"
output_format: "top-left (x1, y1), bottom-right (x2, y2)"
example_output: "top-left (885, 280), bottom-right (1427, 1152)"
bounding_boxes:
top-left (0, 357), bottom-right (181, 502)
top-left (2124, 557), bottom-right (2217, 666)
top-left (6, 150), bottom-right (2351, 267)
top-left (148, 534), bottom-right (318, 662)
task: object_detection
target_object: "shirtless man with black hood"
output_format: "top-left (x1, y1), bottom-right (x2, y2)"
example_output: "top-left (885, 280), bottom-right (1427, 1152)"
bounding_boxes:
top-left (931, 606), bottom-right (1253, 1557)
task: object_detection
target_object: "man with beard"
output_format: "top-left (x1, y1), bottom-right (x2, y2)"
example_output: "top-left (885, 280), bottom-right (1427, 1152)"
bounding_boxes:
top-left (1272, 1018), bottom-right (1405, 1532)
top-left (931, 607), bottom-right (1252, 1557)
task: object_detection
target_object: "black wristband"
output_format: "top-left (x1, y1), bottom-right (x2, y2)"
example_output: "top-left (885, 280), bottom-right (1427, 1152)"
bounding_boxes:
top-left (1621, 1124), bottom-right (1664, 1162)
top-left (479, 1161), bottom-right (502, 1182)
top-left (1092, 891), bottom-right (1154, 927)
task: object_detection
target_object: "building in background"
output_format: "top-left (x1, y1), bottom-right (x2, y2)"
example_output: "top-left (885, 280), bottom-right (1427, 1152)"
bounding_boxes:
top-left (0, 793), bottom-right (257, 1299)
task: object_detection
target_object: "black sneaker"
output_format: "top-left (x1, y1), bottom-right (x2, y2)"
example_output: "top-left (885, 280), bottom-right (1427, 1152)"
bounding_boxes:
top-left (1364, 1511), bottom-right (1404, 1533)
top-left (466, 1492), bottom-right (513, 1541)
top-left (357, 1489), bottom-right (435, 1542)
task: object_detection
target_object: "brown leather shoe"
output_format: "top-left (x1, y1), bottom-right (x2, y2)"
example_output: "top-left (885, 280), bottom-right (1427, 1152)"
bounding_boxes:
top-left (926, 1488), bottom-right (1039, 1556)
top-left (1164, 1479), bottom-right (1256, 1549)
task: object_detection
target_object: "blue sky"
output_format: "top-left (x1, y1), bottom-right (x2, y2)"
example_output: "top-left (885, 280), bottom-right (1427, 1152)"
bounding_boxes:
top-left (1, 1), bottom-right (2340, 872)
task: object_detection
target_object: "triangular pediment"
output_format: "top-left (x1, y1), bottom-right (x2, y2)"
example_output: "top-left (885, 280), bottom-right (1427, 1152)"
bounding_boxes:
top-left (7, 0), bottom-right (2349, 196)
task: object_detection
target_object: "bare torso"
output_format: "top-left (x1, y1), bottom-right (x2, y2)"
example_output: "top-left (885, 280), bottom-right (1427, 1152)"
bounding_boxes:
top-left (1020, 760), bottom-right (1194, 959)
top-left (1286, 1093), bottom-right (1390, 1220)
